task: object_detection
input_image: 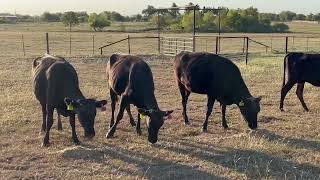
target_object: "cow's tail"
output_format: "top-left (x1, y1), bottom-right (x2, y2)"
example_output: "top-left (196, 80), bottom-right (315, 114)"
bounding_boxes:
top-left (282, 53), bottom-right (290, 87)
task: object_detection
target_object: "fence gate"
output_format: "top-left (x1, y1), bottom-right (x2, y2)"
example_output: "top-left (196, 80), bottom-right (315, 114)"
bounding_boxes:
top-left (160, 37), bottom-right (193, 56)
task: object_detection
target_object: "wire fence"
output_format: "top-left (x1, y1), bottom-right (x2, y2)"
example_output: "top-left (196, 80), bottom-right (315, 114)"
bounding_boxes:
top-left (1, 32), bottom-right (319, 59)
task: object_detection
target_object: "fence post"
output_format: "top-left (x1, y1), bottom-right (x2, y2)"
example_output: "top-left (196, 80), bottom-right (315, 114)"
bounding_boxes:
top-left (46, 32), bottom-right (49, 54)
top-left (175, 38), bottom-right (178, 54)
top-left (128, 35), bottom-right (131, 54)
top-left (206, 40), bottom-right (208, 52)
top-left (100, 48), bottom-right (102, 55)
top-left (285, 36), bottom-right (288, 54)
top-left (92, 35), bottom-right (95, 55)
top-left (215, 36), bottom-right (218, 54)
top-left (246, 37), bottom-right (249, 65)
top-left (306, 37), bottom-right (309, 52)
top-left (69, 32), bottom-right (72, 55)
top-left (270, 36), bottom-right (273, 51)
top-left (21, 34), bottom-right (25, 57)
top-left (242, 37), bottom-right (245, 54)
top-left (192, 7), bottom-right (196, 52)
top-left (157, 12), bottom-right (160, 54)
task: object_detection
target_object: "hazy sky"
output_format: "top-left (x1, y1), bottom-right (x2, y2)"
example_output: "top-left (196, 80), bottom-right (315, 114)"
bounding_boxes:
top-left (1, 0), bottom-right (319, 15)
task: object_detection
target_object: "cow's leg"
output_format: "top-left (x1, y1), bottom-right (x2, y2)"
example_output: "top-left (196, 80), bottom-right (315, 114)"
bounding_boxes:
top-left (221, 104), bottom-right (228, 129)
top-left (106, 95), bottom-right (128, 138)
top-left (57, 112), bottom-right (63, 131)
top-left (69, 114), bottom-right (80, 145)
top-left (126, 105), bottom-right (136, 127)
top-left (178, 82), bottom-right (190, 125)
top-left (136, 113), bottom-right (142, 135)
top-left (280, 81), bottom-right (295, 111)
top-left (40, 103), bottom-right (47, 134)
top-left (296, 82), bottom-right (309, 112)
top-left (203, 96), bottom-right (215, 133)
top-left (109, 89), bottom-right (117, 128)
top-left (42, 105), bottom-right (54, 147)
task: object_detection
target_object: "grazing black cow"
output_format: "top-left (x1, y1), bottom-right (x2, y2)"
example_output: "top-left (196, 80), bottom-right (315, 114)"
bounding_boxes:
top-left (32, 54), bottom-right (107, 146)
top-left (280, 52), bottom-right (320, 111)
top-left (174, 52), bottom-right (261, 131)
top-left (106, 54), bottom-right (173, 144)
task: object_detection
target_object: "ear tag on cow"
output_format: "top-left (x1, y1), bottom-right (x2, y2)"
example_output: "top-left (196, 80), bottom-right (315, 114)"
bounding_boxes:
top-left (139, 113), bottom-right (145, 120)
top-left (67, 104), bottom-right (73, 111)
top-left (239, 100), bottom-right (245, 107)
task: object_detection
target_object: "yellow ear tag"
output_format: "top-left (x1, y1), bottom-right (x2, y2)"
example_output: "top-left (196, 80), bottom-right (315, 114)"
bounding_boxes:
top-left (239, 100), bottom-right (245, 107)
top-left (67, 104), bottom-right (73, 111)
top-left (139, 113), bottom-right (145, 120)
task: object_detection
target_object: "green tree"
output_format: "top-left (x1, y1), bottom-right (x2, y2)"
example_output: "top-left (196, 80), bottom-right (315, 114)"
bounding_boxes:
top-left (61, 11), bottom-right (79, 31)
top-left (41, 12), bottom-right (61, 22)
top-left (201, 12), bottom-right (217, 32)
top-left (279, 11), bottom-right (296, 21)
top-left (272, 23), bottom-right (289, 32)
top-left (88, 13), bottom-right (111, 31)
top-left (142, 5), bottom-right (157, 18)
top-left (181, 11), bottom-right (203, 32)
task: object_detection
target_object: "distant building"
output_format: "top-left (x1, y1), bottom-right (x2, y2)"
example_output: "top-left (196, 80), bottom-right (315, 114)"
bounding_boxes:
top-left (0, 15), bottom-right (18, 23)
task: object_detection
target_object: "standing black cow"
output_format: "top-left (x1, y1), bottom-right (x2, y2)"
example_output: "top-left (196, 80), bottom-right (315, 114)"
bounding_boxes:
top-left (174, 52), bottom-right (261, 132)
top-left (32, 54), bottom-right (107, 146)
top-left (106, 54), bottom-right (173, 144)
top-left (280, 52), bottom-right (320, 111)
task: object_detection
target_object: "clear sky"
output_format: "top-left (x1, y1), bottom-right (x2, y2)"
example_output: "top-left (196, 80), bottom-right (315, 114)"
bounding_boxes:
top-left (1, 0), bottom-right (319, 15)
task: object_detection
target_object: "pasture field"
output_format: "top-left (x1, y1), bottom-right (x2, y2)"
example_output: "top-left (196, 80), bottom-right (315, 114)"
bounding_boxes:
top-left (0, 53), bottom-right (320, 179)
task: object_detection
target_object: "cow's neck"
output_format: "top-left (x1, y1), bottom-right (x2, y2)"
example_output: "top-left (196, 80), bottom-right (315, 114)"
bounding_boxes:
top-left (233, 79), bottom-right (252, 102)
top-left (143, 93), bottom-right (159, 110)
top-left (69, 87), bottom-right (86, 100)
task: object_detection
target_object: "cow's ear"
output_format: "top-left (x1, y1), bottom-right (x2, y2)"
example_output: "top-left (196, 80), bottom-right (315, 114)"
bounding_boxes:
top-left (110, 54), bottom-right (119, 65)
top-left (64, 98), bottom-right (80, 112)
top-left (64, 97), bottom-right (73, 105)
top-left (95, 100), bottom-right (107, 108)
top-left (138, 108), bottom-right (149, 116)
top-left (255, 96), bottom-right (262, 103)
top-left (163, 110), bottom-right (174, 120)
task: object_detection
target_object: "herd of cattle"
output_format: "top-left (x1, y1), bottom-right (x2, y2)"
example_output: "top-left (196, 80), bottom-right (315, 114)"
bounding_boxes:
top-left (31, 52), bottom-right (319, 146)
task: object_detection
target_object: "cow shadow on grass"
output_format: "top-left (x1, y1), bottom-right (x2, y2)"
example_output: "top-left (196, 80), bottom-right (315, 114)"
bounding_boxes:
top-left (61, 144), bottom-right (224, 180)
top-left (152, 136), bottom-right (320, 180)
top-left (252, 129), bottom-right (320, 151)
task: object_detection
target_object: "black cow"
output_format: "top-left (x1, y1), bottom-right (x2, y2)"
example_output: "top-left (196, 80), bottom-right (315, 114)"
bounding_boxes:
top-left (106, 54), bottom-right (173, 144)
top-left (280, 52), bottom-right (320, 111)
top-left (174, 52), bottom-right (261, 131)
top-left (32, 54), bottom-right (107, 146)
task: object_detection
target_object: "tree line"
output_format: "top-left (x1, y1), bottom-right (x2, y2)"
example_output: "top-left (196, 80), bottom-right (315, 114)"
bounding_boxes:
top-left (1, 2), bottom-right (319, 33)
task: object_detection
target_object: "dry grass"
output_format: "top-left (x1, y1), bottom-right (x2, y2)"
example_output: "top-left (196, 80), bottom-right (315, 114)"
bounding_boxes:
top-left (0, 53), bottom-right (320, 179)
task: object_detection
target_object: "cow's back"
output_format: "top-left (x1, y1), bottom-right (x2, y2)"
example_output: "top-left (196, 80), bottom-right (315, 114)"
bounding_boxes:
top-left (286, 53), bottom-right (320, 85)
top-left (33, 55), bottom-right (80, 105)
top-left (108, 55), bottom-right (154, 95)
top-left (175, 52), bottom-right (248, 103)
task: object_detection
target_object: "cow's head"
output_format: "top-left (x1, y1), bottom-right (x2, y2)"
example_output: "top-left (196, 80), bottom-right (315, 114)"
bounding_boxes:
top-left (238, 96), bottom-right (261, 129)
top-left (138, 108), bottom-right (173, 144)
top-left (64, 98), bottom-right (107, 138)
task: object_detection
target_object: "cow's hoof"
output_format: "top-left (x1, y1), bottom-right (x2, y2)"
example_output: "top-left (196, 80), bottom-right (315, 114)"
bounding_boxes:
top-left (136, 130), bottom-right (142, 136)
top-left (304, 109), bottom-right (309, 112)
top-left (57, 127), bottom-right (63, 131)
top-left (41, 142), bottom-right (50, 147)
top-left (280, 108), bottom-right (284, 112)
top-left (202, 128), bottom-right (208, 133)
top-left (223, 125), bottom-right (229, 129)
top-left (73, 141), bottom-right (80, 145)
top-left (106, 133), bottom-right (114, 139)
top-left (184, 121), bottom-right (190, 126)
top-left (130, 121), bottom-right (136, 127)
